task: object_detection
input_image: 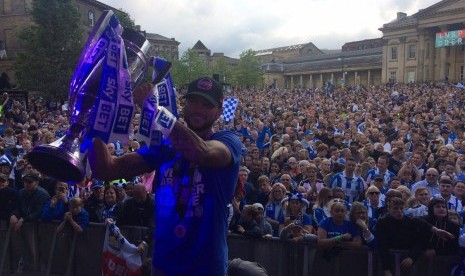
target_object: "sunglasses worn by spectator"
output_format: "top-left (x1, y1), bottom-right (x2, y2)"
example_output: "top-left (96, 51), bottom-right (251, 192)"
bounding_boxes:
top-left (369, 192), bottom-right (380, 195)
top-left (426, 174), bottom-right (438, 177)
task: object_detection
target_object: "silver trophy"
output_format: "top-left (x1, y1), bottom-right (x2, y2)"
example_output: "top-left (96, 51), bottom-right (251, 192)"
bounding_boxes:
top-left (25, 10), bottom-right (151, 182)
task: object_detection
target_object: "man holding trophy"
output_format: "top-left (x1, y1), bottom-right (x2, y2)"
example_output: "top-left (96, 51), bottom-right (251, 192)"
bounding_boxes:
top-left (26, 10), bottom-right (241, 276)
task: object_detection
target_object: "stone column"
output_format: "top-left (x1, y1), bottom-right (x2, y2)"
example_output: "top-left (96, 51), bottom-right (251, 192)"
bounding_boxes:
top-left (418, 29), bottom-right (426, 82)
top-left (320, 74), bottom-right (323, 87)
top-left (439, 25), bottom-right (448, 81)
top-left (428, 30), bottom-right (436, 81)
top-left (331, 73), bottom-right (334, 83)
top-left (368, 70), bottom-right (371, 86)
top-left (309, 74), bottom-right (313, 88)
top-left (290, 75), bottom-right (294, 88)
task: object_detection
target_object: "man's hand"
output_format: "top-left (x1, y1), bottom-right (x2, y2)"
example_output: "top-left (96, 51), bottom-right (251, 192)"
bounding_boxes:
top-left (14, 218), bottom-right (24, 232)
top-left (137, 242), bottom-right (146, 254)
top-left (133, 83), bottom-right (154, 107)
top-left (432, 226), bottom-right (454, 240)
top-left (64, 212), bottom-right (73, 221)
top-left (400, 257), bottom-right (413, 269)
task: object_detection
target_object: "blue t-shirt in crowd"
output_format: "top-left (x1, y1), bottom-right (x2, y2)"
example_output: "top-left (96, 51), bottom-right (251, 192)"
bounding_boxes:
top-left (138, 130), bottom-right (241, 275)
top-left (318, 217), bottom-right (360, 239)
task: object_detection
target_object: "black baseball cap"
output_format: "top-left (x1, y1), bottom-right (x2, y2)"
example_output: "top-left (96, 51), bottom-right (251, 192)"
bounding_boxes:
top-left (184, 77), bottom-right (223, 107)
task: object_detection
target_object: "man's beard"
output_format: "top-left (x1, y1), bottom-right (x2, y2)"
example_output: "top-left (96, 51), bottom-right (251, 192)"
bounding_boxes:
top-left (186, 119), bottom-right (216, 133)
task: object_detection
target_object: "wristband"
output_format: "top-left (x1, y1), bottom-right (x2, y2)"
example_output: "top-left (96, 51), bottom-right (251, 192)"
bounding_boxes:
top-left (141, 240), bottom-right (148, 247)
top-left (334, 235), bottom-right (342, 243)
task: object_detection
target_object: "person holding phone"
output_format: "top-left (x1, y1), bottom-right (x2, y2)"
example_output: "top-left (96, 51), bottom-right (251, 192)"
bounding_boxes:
top-left (41, 181), bottom-right (70, 221)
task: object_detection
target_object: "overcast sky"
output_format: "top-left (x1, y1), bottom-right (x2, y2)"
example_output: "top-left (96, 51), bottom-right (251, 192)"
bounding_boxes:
top-left (99, 0), bottom-right (440, 58)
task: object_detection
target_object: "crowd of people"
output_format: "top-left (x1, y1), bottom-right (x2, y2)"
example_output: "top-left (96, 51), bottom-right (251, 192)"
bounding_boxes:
top-left (1, 81), bottom-right (465, 274)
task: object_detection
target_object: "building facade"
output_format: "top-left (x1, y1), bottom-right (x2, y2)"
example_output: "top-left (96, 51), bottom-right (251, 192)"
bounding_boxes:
top-left (260, 0), bottom-right (465, 88)
top-left (0, 0), bottom-right (180, 84)
top-left (380, 0), bottom-right (465, 83)
top-left (146, 32), bottom-right (180, 60)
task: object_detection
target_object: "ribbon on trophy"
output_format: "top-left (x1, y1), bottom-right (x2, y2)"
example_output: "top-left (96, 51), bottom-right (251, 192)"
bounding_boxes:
top-left (84, 18), bottom-right (134, 148)
top-left (137, 57), bottom-right (178, 148)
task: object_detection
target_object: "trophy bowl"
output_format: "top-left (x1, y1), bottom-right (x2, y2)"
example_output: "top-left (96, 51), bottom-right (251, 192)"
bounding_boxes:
top-left (25, 11), bottom-right (151, 182)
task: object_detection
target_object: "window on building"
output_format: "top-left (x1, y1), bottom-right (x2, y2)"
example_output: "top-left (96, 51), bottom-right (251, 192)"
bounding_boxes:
top-left (389, 71), bottom-right (397, 82)
top-left (391, 47), bottom-right (397, 60)
top-left (88, 11), bottom-right (94, 26)
top-left (408, 45), bottom-right (416, 59)
top-left (461, 66), bottom-right (464, 81)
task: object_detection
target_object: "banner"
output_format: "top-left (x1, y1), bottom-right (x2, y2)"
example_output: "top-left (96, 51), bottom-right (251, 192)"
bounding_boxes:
top-left (102, 222), bottom-right (142, 276)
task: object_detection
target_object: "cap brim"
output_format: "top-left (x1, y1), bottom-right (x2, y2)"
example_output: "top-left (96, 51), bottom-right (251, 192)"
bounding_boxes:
top-left (184, 92), bottom-right (221, 107)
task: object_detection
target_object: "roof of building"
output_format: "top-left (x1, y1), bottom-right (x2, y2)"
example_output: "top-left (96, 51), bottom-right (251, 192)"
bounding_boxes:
top-left (192, 40), bottom-right (209, 50)
top-left (261, 47), bottom-right (382, 73)
top-left (254, 42), bottom-right (322, 54)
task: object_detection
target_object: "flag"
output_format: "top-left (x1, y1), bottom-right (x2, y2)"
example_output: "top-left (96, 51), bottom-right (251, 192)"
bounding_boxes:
top-left (456, 83), bottom-right (465, 89)
top-left (102, 221), bottom-right (142, 276)
top-left (221, 98), bottom-right (239, 122)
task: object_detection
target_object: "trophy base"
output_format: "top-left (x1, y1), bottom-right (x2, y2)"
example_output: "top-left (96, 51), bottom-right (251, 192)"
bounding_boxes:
top-left (26, 144), bottom-right (85, 183)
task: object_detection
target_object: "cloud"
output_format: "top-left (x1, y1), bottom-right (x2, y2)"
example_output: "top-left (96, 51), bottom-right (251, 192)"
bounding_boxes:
top-left (99, 0), bottom-right (440, 58)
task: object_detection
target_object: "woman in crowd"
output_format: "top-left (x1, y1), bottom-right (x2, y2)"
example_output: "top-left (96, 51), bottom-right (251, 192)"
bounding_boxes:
top-left (279, 190), bottom-right (314, 235)
top-left (317, 199), bottom-right (361, 250)
top-left (396, 185), bottom-right (412, 208)
top-left (269, 161), bottom-right (282, 184)
top-left (362, 185), bottom-right (383, 220)
top-left (453, 179), bottom-right (465, 204)
top-left (101, 186), bottom-right (123, 221)
top-left (349, 202), bottom-right (377, 248)
top-left (313, 187), bottom-right (333, 225)
top-left (423, 198), bottom-right (460, 257)
top-left (264, 183), bottom-right (287, 237)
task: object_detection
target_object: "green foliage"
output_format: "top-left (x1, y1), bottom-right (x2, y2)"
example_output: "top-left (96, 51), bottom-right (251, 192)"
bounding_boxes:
top-left (170, 49), bottom-right (210, 87)
top-left (114, 9), bottom-right (135, 30)
top-left (211, 57), bottom-right (233, 84)
top-left (13, 0), bottom-right (82, 99)
top-left (233, 49), bottom-right (262, 88)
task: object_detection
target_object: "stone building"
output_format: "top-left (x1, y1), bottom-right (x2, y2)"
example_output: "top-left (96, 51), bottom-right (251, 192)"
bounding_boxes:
top-left (191, 40), bottom-right (239, 82)
top-left (0, 0), bottom-right (180, 84)
top-left (260, 0), bottom-right (465, 88)
top-left (146, 32), bottom-right (180, 60)
top-left (379, 0), bottom-right (465, 83)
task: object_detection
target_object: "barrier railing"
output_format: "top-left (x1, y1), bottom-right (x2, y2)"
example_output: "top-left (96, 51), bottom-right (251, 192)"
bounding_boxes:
top-left (0, 220), bottom-right (461, 276)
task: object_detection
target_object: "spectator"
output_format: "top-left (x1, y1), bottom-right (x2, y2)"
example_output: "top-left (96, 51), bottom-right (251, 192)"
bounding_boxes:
top-left (363, 186), bottom-right (383, 220)
top-left (118, 184), bottom-right (154, 253)
top-left (234, 205), bottom-right (263, 238)
top-left (376, 197), bottom-right (454, 276)
top-left (10, 172), bottom-right (50, 231)
top-left (313, 187), bottom-right (333, 225)
top-left (101, 185), bottom-right (123, 221)
top-left (432, 177), bottom-right (463, 211)
top-left (412, 168), bottom-right (440, 196)
top-left (365, 155), bottom-right (396, 188)
top-left (349, 202), bottom-right (377, 248)
top-left (329, 158), bottom-right (364, 203)
top-left (0, 173), bottom-right (18, 220)
top-left (252, 203), bottom-right (273, 237)
top-left (264, 183), bottom-right (286, 237)
top-left (279, 190), bottom-right (313, 234)
top-left (40, 181), bottom-right (69, 221)
top-left (256, 175), bottom-right (272, 207)
top-left (56, 197), bottom-right (89, 234)
top-left (85, 180), bottom-right (105, 223)
top-left (423, 198), bottom-right (460, 257)
top-left (317, 199), bottom-right (362, 251)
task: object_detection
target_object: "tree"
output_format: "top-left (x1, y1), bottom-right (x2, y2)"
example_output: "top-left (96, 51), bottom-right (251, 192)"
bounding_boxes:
top-left (14, 0), bottom-right (82, 99)
top-left (211, 56), bottom-right (233, 84)
top-left (114, 9), bottom-right (136, 30)
top-left (170, 49), bottom-right (210, 87)
top-left (233, 49), bottom-right (262, 88)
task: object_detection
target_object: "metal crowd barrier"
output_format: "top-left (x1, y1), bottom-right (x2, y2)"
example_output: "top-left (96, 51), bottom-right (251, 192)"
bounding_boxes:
top-left (0, 220), bottom-right (462, 276)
